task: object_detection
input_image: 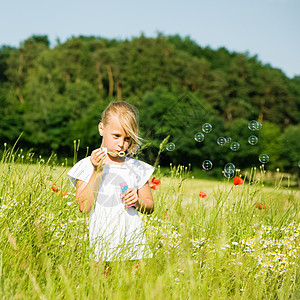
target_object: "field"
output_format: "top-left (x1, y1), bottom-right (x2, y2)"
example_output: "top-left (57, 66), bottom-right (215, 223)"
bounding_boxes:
top-left (0, 151), bottom-right (300, 299)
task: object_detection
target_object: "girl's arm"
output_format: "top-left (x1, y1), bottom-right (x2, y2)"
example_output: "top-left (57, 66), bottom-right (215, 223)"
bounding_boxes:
top-left (75, 148), bottom-right (106, 213)
top-left (76, 171), bottom-right (102, 213)
top-left (123, 182), bottom-right (154, 214)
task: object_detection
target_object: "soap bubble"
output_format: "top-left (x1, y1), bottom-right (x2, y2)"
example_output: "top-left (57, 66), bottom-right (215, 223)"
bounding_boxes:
top-left (132, 144), bottom-right (141, 155)
top-left (230, 142), bottom-right (240, 151)
top-left (224, 163), bottom-right (235, 171)
top-left (217, 137), bottom-right (226, 146)
top-left (226, 137), bottom-right (232, 143)
top-left (224, 169), bottom-right (235, 178)
top-left (224, 163), bottom-right (235, 178)
top-left (256, 122), bottom-right (262, 130)
top-left (202, 160), bottom-right (213, 170)
top-left (194, 132), bottom-right (205, 142)
top-left (202, 123), bottom-right (212, 133)
top-left (248, 120), bottom-right (258, 131)
top-left (248, 135), bottom-right (258, 145)
top-left (166, 142), bottom-right (175, 151)
top-left (259, 154), bottom-right (269, 164)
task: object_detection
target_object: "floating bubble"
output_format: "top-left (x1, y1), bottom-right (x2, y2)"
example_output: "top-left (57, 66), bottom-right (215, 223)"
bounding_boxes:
top-left (224, 169), bottom-right (235, 178)
top-left (217, 137), bottom-right (226, 146)
top-left (230, 142), bottom-right (240, 151)
top-left (194, 132), bottom-right (205, 142)
top-left (259, 154), bottom-right (269, 164)
top-left (202, 160), bottom-right (213, 170)
top-left (248, 120), bottom-right (258, 131)
top-left (224, 163), bottom-right (236, 171)
top-left (132, 144), bottom-right (140, 154)
top-left (248, 135), bottom-right (258, 145)
top-left (226, 137), bottom-right (232, 143)
top-left (202, 123), bottom-right (212, 133)
top-left (166, 142), bottom-right (175, 151)
top-left (256, 122), bottom-right (262, 130)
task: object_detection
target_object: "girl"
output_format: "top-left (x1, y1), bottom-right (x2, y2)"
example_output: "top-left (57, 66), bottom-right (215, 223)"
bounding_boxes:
top-left (67, 101), bottom-right (154, 261)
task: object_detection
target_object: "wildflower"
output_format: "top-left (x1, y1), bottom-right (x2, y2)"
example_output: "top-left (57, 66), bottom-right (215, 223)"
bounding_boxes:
top-left (164, 212), bottom-right (168, 216)
top-left (52, 184), bottom-right (59, 193)
top-left (104, 268), bottom-right (110, 277)
top-left (233, 176), bottom-right (243, 185)
top-left (256, 202), bottom-right (266, 210)
top-left (134, 263), bottom-right (141, 278)
top-left (60, 191), bottom-right (68, 197)
top-left (149, 177), bottom-right (161, 190)
top-left (199, 192), bottom-right (207, 198)
top-left (279, 255), bottom-right (284, 262)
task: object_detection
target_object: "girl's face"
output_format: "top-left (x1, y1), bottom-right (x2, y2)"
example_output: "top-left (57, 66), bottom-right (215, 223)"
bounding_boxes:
top-left (99, 115), bottom-right (131, 158)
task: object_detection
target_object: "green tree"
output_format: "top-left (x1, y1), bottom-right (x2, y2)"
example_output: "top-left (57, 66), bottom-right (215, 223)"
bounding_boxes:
top-left (0, 46), bottom-right (16, 82)
top-left (5, 35), bottom-right (49, 105)
top-left (250, 68), bottom-right (297, 126)
top-left (226, 119), bottom-right (260, 169)
top-left (0, 33), bottom-right (299, 164)
top-left (259, 122), bottom-right (282, 170)
top-left (0, 84), bottom-right (24, 145)
top-left (280, 125), bottom-right (300, 172)
top-left (139, 87), bottom-right (225, 167)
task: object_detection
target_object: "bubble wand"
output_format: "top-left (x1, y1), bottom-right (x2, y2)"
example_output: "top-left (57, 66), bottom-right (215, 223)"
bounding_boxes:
top-left (100, 147), bottom-right (126, 157)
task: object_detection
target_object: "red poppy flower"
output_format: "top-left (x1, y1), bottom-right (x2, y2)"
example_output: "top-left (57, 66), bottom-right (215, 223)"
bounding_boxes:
top-left (199, 192), bottom-right (207, 198)
top-left (52, 184), bottom-right (59, 193)
top-left (60, 191), bottom-right (68, 197)
top-left (164, 211), bottom-right (168, 216)
top-left (233, 176), bottom-right (243, 185)
top-left (104, 268), bottom-right (109, 277)
top-left (149, 177), bottom-right (161, 190)
top-left (256, 202), bottom-right (266, 210)
top-left (134, 263), bottom-right (141, 278)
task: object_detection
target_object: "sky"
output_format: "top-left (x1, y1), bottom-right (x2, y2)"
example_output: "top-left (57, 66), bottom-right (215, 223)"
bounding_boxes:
top-left (0, 0), bottom-right (299, 78)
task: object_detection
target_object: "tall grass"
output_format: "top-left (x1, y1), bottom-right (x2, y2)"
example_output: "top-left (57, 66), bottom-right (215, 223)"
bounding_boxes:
top-left (0, 147), bottom-right (300, 299)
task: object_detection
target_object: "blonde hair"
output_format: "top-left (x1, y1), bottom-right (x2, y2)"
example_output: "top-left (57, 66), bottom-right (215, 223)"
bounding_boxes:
top-left (101, 101), bottom-right (141, 156)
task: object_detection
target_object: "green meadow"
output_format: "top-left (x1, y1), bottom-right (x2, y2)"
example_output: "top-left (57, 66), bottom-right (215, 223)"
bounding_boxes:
top-left (0, 149), bottom-right (300, 299)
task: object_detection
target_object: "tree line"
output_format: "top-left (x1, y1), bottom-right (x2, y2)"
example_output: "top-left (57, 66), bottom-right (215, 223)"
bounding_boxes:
top-left (0, 34), bottom-right (299, 173)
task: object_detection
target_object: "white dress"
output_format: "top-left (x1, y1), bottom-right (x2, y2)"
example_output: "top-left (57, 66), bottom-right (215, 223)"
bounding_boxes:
top-left (67, 156), bottom-right (154, 261)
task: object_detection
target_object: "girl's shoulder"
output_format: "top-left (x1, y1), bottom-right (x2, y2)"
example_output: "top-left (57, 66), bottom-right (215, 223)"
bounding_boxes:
top-left (70, 156), bottom-right (93, 171)
top-left (67, 157), bottom-right (93, 186)
top-left (125, 158), bottom-right (155, 187)
top-left (125, 157), bottom-right (153, 169)
top-left (76, 156), bottom-right (92, 165)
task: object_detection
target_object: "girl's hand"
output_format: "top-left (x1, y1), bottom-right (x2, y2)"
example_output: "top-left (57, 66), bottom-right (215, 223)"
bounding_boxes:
top-left (90, 148), bottom-right (106, 172)
top-left (121, 188), bottom-right (138, 208)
